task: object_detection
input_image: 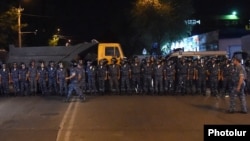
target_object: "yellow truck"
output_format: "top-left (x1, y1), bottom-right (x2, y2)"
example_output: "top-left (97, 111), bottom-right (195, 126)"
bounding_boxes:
top-left (7, 42), bottom-right (125, 65)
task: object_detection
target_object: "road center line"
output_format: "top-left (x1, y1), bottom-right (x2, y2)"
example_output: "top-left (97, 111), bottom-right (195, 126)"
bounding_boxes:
top-left (56, 97), bottom-right (80, 141)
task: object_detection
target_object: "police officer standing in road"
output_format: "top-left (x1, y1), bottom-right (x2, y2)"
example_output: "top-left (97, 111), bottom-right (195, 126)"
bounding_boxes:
top-left (207, 57), bottom-right (220, 97)
top-left (37, 61), bottom-right (48, 96)
top-left (97, 59), bottom-right (108, 95)
top-left (57, 62), bottom-right (68, 96)
top-left (47, 61), bottom-right (58, 95)
top-left (65, 60), bottom-right (85, 102)
top-left (164, 59), bottom-right (176, 95)
top-left (142, 57), bottom-right (154, 95)
top-left (108, 58), bottom-right (120, 94)
top-left (227, 56), bottom-right (247, 114)
top-left (130, 56), bottom-right (142, 94)
top-left (154, 58), bottom-right (164, 95)
top-left (120, 57), bottom-right (132, 95)
top-left (19, 62), bottom-right (29, 96)
top-left (86, 60), bottom-right (98, 95)
top-left (28, 60), bottom-right (38, 96)
top-left (0, 63), bottom-right (11, 96)
top-left (10, 62), bottom-right (20, 96)
top-left (195, 59), bottom-right (208, 95)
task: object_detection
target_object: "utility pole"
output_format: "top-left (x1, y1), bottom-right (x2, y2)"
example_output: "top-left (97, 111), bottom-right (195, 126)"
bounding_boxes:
top-left (17, 5), bottom-right (24, 48)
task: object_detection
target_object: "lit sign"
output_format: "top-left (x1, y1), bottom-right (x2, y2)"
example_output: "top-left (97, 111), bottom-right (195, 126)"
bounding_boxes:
top-left (185, 19), bottom-right (201, 25)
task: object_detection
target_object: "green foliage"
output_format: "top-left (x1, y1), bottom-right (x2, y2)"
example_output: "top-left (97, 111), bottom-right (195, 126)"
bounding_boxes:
top-left (130, 0), bottom-right (194, 54)
top-left (0, 7), bottom-right (27, 50)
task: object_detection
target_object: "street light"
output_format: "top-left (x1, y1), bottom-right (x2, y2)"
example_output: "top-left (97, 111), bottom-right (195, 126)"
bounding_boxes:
top-left (17, 4), bottom-right (24, 48)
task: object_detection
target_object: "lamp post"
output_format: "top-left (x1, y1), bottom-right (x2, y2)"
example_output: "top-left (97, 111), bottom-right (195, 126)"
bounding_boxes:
top-left (17, 5), bottom-right (24, 48)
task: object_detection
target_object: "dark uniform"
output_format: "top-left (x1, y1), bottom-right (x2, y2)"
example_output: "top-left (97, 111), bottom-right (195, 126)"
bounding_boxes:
top-left (78, 59), bottom-right (87, 94)
top-left (108, 58), bottom-right (120, 94)
top-left (10, 62), bottom-right (20, 95)
top-left (19, 63), bottom-right (29, 96)
top-left (228, 57), bottom-right (247, 113)
top-left (65, 61), bottom-right (85, 102)
top-left (86, 61), bottom-right (98, 94)
top-left (57, 62), bottom-right (68, 96)
top-left (176, 58), bottom-right (188, 94)
top-left (97, 59), bottom-right (108, 94)
top-left (120, 58), bottom-right (132, 94)
top-left (195, 60), bottom-right (208, 95)
top-left (187, 60), bottom-right (196, 95)
top-left (47, 61), bottom-right (58, 95)
top-left (164, 60), bottom-right (176, 94)
top-left (154, 59), bottom-right (164, 95)
top-left (130, 57), bottom-right (142, 94)
top-left (0, 63), bottom-right (11, 96)
top-left (28, 60), bottom-right (38, 95)
top-left (37, 61), bottom-right (48, 95)
top-left (208, 58), bottom-right (220, 96)
top-left (142, 58), bottom-right (154, 94)
top-left (220, 59), bottom-right (234, 96)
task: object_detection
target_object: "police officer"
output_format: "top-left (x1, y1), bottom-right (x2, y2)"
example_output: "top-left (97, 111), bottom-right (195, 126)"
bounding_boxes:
top-left (142, 57), bottom-right (154, 94)
top-left (10, 62), bottom-right (20, 96)
top-left (227, 56), bottom-right (247, 114)
top-left (108, 58), bottom-right (120, 94)
top-left (207, 57), bottom-right (220, 97)
top-left (176, 58), bottom-right (188, 94)
top-left (37, 61), bottom-right (48, 95)
top-left (130, 56), bottom-right (142, 94)
top-left (186, 59), bottom-right (196, 95)
top-left (97, 59), bottom-right (108, 95)
top-left (47, 61), bottom-right (58, 95)
top-left (86, 60), bottom-right (98, 95)
top-left (164, 59), bottom-right (176, 94)
top-left (0, 63), bottom-right (11, 96)
top-left (220, 58), bottom-right (234, 97)
top-left (57, 62), bottom-right (68, 96)
top-left (154, 58), bottom-right (164, 95)
top-left (78, 59), bottom-right (87, 94)
top-left (120, 57), bottom-right (132, 94)
top-left (19, 62), bottom-right (29, 96)
top-left (65, 60), bottom-right (85, 102)
top-left (28, 60), bottom-right (38, 96)
top-left (195, 59), bottom-right (208, 95)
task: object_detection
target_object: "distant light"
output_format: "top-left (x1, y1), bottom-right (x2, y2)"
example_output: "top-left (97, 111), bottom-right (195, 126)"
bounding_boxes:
top-left (232, 11), bottom-right (237, 16)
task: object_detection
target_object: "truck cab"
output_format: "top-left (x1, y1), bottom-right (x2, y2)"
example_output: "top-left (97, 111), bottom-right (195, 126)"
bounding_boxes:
top-left (97, 43), bottom-right (125, 65)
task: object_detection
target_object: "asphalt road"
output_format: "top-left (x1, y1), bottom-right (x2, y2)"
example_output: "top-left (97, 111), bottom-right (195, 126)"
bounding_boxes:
top-left (0, 94), bottom-right (249, 141)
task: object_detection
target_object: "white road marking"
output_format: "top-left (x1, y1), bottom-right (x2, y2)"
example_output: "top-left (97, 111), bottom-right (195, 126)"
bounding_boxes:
top-left (56, 97), bottom-right (80, 141)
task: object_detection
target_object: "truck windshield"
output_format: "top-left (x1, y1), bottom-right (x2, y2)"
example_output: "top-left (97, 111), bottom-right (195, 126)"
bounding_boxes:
top-left (105, 47), bottom-right (120, 57)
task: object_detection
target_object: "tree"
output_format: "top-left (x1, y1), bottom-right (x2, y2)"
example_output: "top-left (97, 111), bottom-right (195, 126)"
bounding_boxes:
top-left (131, 0), bottom-right (194, 55)
top-left (0, 7), bottom-right (27, 50)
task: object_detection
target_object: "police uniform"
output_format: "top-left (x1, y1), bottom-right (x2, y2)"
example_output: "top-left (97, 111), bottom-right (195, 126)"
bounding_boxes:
top-left (47, 61), bottom-right (58, 95)
top-left (228, 57), bottom-right (247, 113)
top-left (65, 61), bottom-right (85, 102)
top-left (57, 62), bottom-right (68, 96)
top-left (97, 59), bottom-right (108, 94)
top-left (10, 62), bottom-right (20, 95)
top-left (0, 63), bottom-right (10, 96)
top-left (120, 58), bottom-right (132, 94)
top-left (28, 60), bottom-right (38, 95)
top-left (164, 60), bottom-right (176, 94)
top-left (37, 61), bottom-right (48, 95)
top-left (86, 61), bottom-right (98, 94)
top-left (108, 58), bottom-right (120, 94)
top-left (142, 58), bottom-right (154, 94)
top-left (19, 63), bottom-right (29, 96)
top-left (154, 59), bottom-right (164, 95)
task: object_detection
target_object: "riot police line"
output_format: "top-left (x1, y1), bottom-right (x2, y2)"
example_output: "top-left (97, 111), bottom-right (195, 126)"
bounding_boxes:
top-left (0, 55), bottom-right (249, 101)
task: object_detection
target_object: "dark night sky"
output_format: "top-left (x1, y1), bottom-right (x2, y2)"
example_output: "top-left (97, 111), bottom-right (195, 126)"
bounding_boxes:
top-left (2, 0), bottom-right (250, 45)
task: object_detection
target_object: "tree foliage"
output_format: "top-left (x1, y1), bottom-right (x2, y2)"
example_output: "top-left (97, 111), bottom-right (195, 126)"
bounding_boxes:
top-left (131, 0), bottom-right (194, 54)
top-left (0, 7), bottom-right (27, 50)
